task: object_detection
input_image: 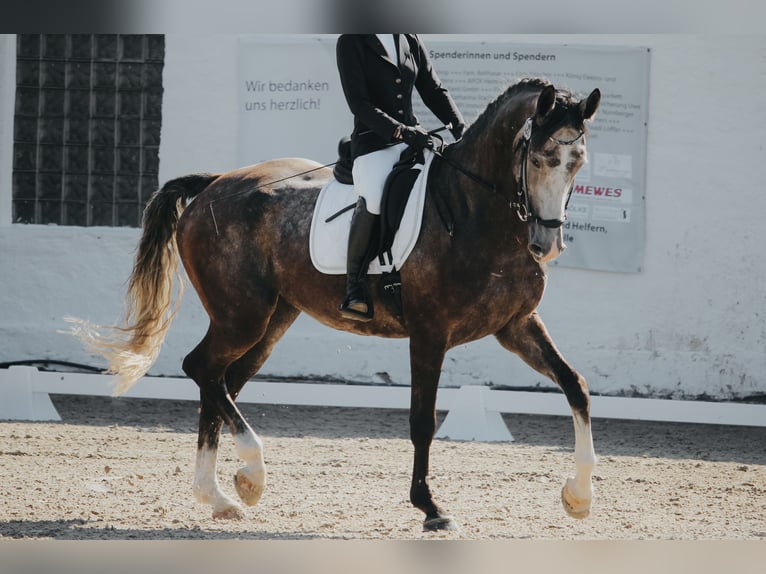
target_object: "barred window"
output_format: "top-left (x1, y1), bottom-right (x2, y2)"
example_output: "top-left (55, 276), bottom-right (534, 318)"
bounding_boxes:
top-left (12, 34), bottom-right (165, 226)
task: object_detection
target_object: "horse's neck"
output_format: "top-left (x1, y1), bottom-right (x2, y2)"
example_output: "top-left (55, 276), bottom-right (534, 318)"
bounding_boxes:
top-left (442, 132), bottom-right (520, 213)
top-left (432, 138), bottom-right (526, 243)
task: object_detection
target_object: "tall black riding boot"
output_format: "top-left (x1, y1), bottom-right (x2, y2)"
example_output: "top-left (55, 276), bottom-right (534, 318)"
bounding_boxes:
top-left (339, 197), bottom-right (378, 322)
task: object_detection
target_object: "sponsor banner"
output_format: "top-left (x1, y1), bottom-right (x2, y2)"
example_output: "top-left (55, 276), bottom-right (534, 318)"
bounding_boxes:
top-left (415, 40), bottom-right (649, 273)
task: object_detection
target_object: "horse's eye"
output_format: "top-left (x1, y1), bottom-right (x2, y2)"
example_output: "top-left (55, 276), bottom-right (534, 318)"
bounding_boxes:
top-left (530, 156), bottom-right (542, 168)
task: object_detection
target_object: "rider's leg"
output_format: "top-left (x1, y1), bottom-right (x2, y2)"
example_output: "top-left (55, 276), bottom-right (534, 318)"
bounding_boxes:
top-left (339, 143), bottom-right (404, 321)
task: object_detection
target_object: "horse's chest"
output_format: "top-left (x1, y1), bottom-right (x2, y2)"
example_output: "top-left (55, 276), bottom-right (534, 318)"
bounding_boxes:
top-left (486, 260), bottom-right (546, 309)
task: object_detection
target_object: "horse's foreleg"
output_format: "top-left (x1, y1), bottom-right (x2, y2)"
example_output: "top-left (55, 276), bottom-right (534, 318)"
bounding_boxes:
top-left (496, 313), bottom-right (595, 519)
top-left (564, 407), bottom-right (596, 519)
top-left (408, 335), bottom-right (457, 531)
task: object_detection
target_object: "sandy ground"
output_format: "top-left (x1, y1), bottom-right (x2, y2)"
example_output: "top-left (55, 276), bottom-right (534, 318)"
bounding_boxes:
top-left (0, 393), bottom-right (764, 540)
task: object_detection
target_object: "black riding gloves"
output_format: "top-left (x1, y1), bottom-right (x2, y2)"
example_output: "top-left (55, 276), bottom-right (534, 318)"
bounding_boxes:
top-left (400, 125), bottom-right (434, 150)
top-left (451, 123), bottom-right (467, 141)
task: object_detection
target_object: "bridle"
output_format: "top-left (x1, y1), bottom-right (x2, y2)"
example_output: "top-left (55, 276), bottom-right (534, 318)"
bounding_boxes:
top-left (433, 116), bottom-right (584, 229)
top-left (514, 117), bottom-right (584, 228)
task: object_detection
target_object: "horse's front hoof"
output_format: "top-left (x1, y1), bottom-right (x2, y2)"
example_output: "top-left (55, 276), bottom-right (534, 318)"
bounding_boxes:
top-left (423, 515), bottom-right (459, 532)
top-left (561, 480), bottom-right (591, 519)
top-left (234, 467), bottom-right (265, 506)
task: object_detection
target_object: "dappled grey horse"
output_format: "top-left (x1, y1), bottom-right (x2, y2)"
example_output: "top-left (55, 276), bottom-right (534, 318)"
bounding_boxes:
top-left (71, 78), bottom-right (601, 531)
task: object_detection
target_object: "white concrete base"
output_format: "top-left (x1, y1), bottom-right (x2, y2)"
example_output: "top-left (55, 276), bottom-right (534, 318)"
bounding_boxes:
top-left (435, 384), bottom-right (514, 442)
top-left (0, 366), bottom-right (62, 421)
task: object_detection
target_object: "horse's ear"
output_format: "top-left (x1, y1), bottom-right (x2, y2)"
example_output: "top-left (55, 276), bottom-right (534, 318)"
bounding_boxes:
top-left (535, 85), bottom-right (556, 122)
top-left (580, 88), bottom-right (601, 121)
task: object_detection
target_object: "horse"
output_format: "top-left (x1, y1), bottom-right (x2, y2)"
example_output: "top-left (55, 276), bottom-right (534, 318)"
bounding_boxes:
top-left (71, 78), bottom-right (601, 531)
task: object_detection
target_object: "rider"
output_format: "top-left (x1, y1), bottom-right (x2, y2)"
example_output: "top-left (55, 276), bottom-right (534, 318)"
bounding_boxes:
top-left (336, 34), bottom-right (466, 321)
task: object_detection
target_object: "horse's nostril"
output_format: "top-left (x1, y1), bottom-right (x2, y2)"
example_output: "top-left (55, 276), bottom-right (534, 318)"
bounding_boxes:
top-left (528, 244), bottom-right (545, 258)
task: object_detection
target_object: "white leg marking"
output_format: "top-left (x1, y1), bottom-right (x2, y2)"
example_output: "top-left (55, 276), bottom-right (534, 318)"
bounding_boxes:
top-left (561, 410), bottom-right (596, 518)
top-left (234, 426), bottom-right (264, 468)
top-left (232, 426), bottom-right (266, 506)
top-left (193, 446), bottom-right (244, 519)
top-left (571, 411), bottom-right (596, 499)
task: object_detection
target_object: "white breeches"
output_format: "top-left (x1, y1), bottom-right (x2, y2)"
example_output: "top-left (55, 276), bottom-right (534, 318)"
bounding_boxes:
top-left (351, 142), bottom-right (407, 215)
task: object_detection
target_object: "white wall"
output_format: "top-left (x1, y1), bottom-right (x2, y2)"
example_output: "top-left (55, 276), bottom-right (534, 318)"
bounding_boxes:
top-left (159, 34), bottom-right (242, 178)
top-left (1, 35), bottom-right (765, 401)
top-left (0, 35), bottom-right (15, 224)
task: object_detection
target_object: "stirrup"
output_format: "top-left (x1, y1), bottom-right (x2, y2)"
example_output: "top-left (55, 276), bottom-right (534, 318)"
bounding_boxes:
top-left (339, 297), bottom-right (373, 322)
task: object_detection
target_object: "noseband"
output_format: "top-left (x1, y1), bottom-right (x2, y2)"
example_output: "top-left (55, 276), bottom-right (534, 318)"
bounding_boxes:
top-left (513, 117), bottom-right (583, 229)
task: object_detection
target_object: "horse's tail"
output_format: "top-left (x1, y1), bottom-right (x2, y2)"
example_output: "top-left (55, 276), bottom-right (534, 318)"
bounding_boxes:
top-left (66, 174), bottom-right (217, 395)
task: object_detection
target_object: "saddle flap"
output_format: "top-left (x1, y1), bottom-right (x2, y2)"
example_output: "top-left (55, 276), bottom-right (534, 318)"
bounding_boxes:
top-left (379, 147), bottom-right (427, 257)
top-left (309, 152), bottom-right (435, 275)
top-left (333, 137), bottom-right (354, 185)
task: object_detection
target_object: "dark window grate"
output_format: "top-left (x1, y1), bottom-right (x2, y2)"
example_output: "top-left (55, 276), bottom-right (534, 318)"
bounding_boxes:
top-left (12, 34), bottom-right (165, 227)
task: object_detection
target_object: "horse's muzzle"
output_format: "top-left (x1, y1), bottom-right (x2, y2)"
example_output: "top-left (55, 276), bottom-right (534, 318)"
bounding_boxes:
top-left (528, 224), bottom-right (566, 263)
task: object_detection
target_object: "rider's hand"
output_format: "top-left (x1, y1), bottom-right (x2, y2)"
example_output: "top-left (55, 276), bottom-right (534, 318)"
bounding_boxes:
top-left (451, 122), bottom-right (467, 141)
top-left (400, 125), bottom-right (434, 150)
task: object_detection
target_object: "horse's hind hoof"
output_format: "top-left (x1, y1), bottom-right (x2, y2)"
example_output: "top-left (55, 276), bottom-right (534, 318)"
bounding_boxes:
top-left (212, 504), bottom-right (245, 520)
top-left (423, 515), bottom-right (459, 532)
top-left (234, 468), bottom-right (265, 506)
top-left (561, 482), bottom-right (591, 519)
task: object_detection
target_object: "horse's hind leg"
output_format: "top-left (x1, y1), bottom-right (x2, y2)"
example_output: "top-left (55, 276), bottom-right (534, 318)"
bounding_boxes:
top-left (184, 299), bottom-right (299, 519)
top-left (193, 393), bottom-right (243, 519)
top-left (223, 300), bottom-right (300, 507)
top-left (495, 313), bottom-right (595, 519)
top-left (185, 330), bottom-right (250, 519)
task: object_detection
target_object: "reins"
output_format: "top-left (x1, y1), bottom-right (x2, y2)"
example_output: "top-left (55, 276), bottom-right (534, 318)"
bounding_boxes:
top-left (431, 148), bottom-right (497, 193)
top-left (208, 161), bottom-right (337, 236)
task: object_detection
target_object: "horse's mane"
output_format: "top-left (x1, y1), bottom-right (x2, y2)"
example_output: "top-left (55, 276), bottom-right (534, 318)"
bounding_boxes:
top-left (463, 77), bottom-right (577, 140)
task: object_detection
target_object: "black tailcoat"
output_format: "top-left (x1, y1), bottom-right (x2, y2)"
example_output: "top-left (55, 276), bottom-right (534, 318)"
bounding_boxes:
top-left (336, 34), bottom-right (465, 159)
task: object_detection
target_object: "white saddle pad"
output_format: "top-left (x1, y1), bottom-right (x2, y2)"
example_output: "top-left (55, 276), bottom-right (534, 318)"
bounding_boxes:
top-left (310, 152), bottom-right (434, 275)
